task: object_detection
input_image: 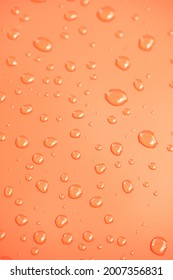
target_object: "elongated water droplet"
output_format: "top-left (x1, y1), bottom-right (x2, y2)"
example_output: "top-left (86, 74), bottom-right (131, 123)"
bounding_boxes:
top-left (150, 237), bottom-right (167, 256)
top-left (64, 11), bottom-right (77, 21)
top-left (70, 129), bottom-right (81, 138)
top-left (97, 6), bottom-right (115, 22)
top-left (0, 131), bottom-right (6, 141)
top-left (82, 231), bottom-right (94, 242)
top-left (55, 215), bottom-right (68, 228)
top-left (4, 186), bottom-right (13, 198)
top-left (43, 137), bottom-right (58, 148)
top-left (133, 79), bottom-right (144, 91)
top-left (0, 93), bottom-right (6, 103)
top-left (15, 136), bottom-right (29, 148)
top-left (115, 56), bottom-right (130, 70)
top-left (117, 236), bottom-right (127, 246)
top-left (62, 233), bottom-right (73, 244)
top-left (33, 231), bottom-right (46, 244)
top-left (15, 214), bottom-right (28, 226)
top-left (20, 105), bottom-right (33, 115)
top-left (139, 35), bottom-right (155, 51)
top-left (138, 130), bottom-right (158, 148)
top-left (21, 73), bottom-right (35, 84)
top-left (36, 180), bottom-right (48, 193)
top-left (95, 163), bottom-right (106, 174)
top-left (122, 180), bottom-right (134, 193)
top-left (32, 153), bottom-right (44, 164)
top-left (0, 231), bottom-right (6, 241)
top-left (6, 56), bottom-right (18, 66)
top-left (72, 110), bottom-right (85, 119)
top-left (33, 37), bottom-right (53, 52)
top-left (110, 142), bottom-right (123, 156)
top-left (68, 184), bottom-right (82, 199)
top-left (90, 196), bottom-right (103, 208)
top-left (104, 214), bottom-right (114, 224)
top-left (105, 89), bottom-right (128, 106)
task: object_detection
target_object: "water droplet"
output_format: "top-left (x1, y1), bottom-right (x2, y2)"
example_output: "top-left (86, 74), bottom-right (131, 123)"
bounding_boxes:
top-left (20, 14), bottom-right (30, 22)
top-left (31, 248), bottom-right (39, 255)
top-left (33, 231), bottom-right (46, 245)
top-left (65, 61), bottom-right (76, 72)
top-left (148, 162), bottom-right (157, 170)
top-left (70, 129), bottom-right (81, 138)
top-left (6, 56), bottom-right (18, 66)
top-left (86, 61), bottom-right (97, 70)
top-left (104, 214), bottom-right (114, 224)
top-left (122, 108), bottom-right (131, 115)
top-left (15, 136), bottom-right (29, 148)
top-left (97, 182), bottom-right (105, 189)
top-left (68, 184), bottom-right (82, 199)
top-left (139, 35), bottom-right (155, 51)
top-left (105, 89), bottom-right (128, 106)
top-left (60, 173), bottom-right (69, 182)
top-left (0, 93), bottom-right (6, 103)
top-left (153, 190), bottom-right (158, 196)
top-left (95, 144), bottom-right (103, 151)
top-left (107, 116), bottom-right (117, 124)
top-left (133, 79), bottom-right (144, 91)
top-left (25, 173), bottom-right (32, 182)
top-left (4, 186), bottom-right (13, 198)
top-left (26, 163), bottom-right (34, 170)
top-left (71, 151), bottom-right (81, 160)
top-left (106, 235), bottom-right (114, 243)
top-left (80, 0), bottom-right (90, 6)
top-left (21, 73), bottom-right (35, 84)
top-left (0, 231), bottom-right (6, 241)
top-left (64, 11), bottom-right (78, 21)
top-left (128, 159), bottom-right (135, 165)
top-left (90, 196), bottom-right (103, 208)
top-left (115, 30), bottom-right (124, 38)
top-left (117, 236), bottom-right (127, 246)
top-left (15, 198), bottom-right (23, 206)
top-left (82, 231), bottom-right (94, 242)
top-left (167, 144), bottom-right (173, 152)
top-left (54, 76), bottom-right (63, 85)
top-left (110, 142), bottom-right (123, 156)
top-left (15, 214), bottom-right (28, 226)
top-left (20, 234), bottom-right (27, 242)
top-left (11, 6), bottom-right (20, 15)
top-left (7, 29), bottom-right (20, 40)
top-left (138, 130), bottom-right (158, 148)
top-left (72, 110), bottom-right (85, 119)
top-left (132, 14), bottom-right (140, 21)
top-left (31, 0), bottom-right (47, 2)
top-left (78, 243), bottom-right (87, 251)
top-left (143, 182), bottom-right (150, 188)
top-left (33, 37), bottom-right (53, 52)
top-left (78, 26), bottom-right (88, 35)
top-left (97, 6), bottom-right (115, 22)
top-left (32, 153), bottom-right (44, 164)
top-left (46, 64), bottom-right (54, 71)
top-left (55, 215), bottom-right (68, 228)
top-left (60, 31), bottom-right (70, 40)
top-left (36, 180), bottom-right (48, 193)
top-left (20, 105), bottom-right (33, 115)
top-left (62, 233), bottom-right (73, 245)
top-left (69, 95), bottom-right (77, 104)
top-left (40, 114), bottom-right (48, 122)
top-left (115, 56), bottom-right (130, 70)
top-left (95, 163), bottom-right (106, 174)
top-left (43, 137), bottom-right (58, 148)
top-left (122, 180), bottom-right (134, 193)
top-left (0, 131), bottom-right (6, 141)
top-left (150, 237), bottom-right (167, 256)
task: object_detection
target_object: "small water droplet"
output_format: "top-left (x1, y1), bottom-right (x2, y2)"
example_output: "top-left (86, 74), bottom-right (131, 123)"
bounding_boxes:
top-left (95, 144), bottom-right (103, 151)
top-left (68, 184), bottom-right (82, 199)
top-left (32, 153), bottom-right (44, 164)
top-left (115, 56), bottom-right (130, 70)
top-left (106, 235), bottom-right (114, 243)
top-left (133, 79), bottom-right (144, 91)
top-left (43, 137), bottom-right (58, 148)
top-left (150, 237), bottom-right (167, 256)
top-left (60, 31), bottom-right (70, 40)
top-left (117, 236), bottom-right (127, 246)
top-left (0, 131), bottom-right (6, 141)
top-left (15, 136), bottom-right (29, 148)
top-left (26, 163), bottom-right (34, 170)
top-left (36, 180), bottom-right (48, 193)
top-left (107, 116), bottom-right (117, 124)
top-left (110, 142), bottom-right (123, 156)
top-left (64, 11), bottom-right (78, 21)
top-left (40, 114), bottom-right (48, 122)
top-left (11, 6), bottom-right (20, 15)
top-left (70, 129), bottom-right (81, 138)
top-left (105, 89), bottom-right (128, 106)
top-left (60, 173), bottom-right (69, 182)
top-left (15, 198), bottom-right (23, 206)
top-left (6, 56), bottom-right (18, 66)
top-left (104, 214), bottom-right (114, 224)
top-left (55, 215), bottom-right (68, 228)
top-left (33, 37), bottom-right (53, 52)
top-left (15, 214), bottom-right (28, 226)
top-left (7, 29), bottom-right (20, 40)
top-left (31, 248), bottom-right (39, 255)
top-left (20, 105), bottom-right (33, 115)
top-left (97, 6), bottom-right (115, 22)
top-left (138, 130), bottom-right (158, 148)
top-left (33, 231), bottom-right (46, 244)
top-left (21, 73), bottom-right (35, 84)
top-left (148, 162), bottom-right (157, 170)
top-left (20, 14), bottom-right (30, 22)
top-left (80, 0), bottom-right (90, 6)
top-left (128, 159), bottom-right (135, 165)
top-left (86, 61), bottom-right (97, 70)
top-left (167, 144), bottom-right (173, 152)
top-left (0, 92), bottom-right (6, 103)
top-left (122, 108), bottom-right (131, 115)
top-left (25, 173), bottom-right (32, 182)
top-left (153, 190), bottom-right (158, 196)
top-left (97, 182), bottom-right (105, 189)
top-left (82, 231), bottom-right (94, 242)
top-left (115, 30), bottom-right (124, 38)
top-left (95, 163), bottom-right (106, 174)
top-left (20, 234), bottom-right (27, 242)
top-left (65, 61), bottom-right (76, 72)
top-left (72, 110), bottom-right (85, 119)
top-left (71, 150), bottom-right (81, 160)
top-left (78, 26), bottom-right (88, 35)
top-left (90, 196), bottom-right (103, 208)
top-left (122, 180), bottom-right (134, 193)
top-left (78, 243), bottom-right (87, 251)
top-left (139, 35), bottom-right (155, 51)
top-left (0, 231), bottom-right (6, 241)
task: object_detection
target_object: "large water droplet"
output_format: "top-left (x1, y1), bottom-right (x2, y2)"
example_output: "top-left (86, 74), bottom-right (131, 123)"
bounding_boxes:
top-left (43, 137), bottom-right (58, 148)
top-left (33, 37), bottom-right (53, 52)
top-left (138, 130), bottom-right (158, 148)
top-left (90, 196), bottom-right (103, 208)
top-left (55, 215), bottom-right (68, 228)
top-left (95, 163), bottom-right (106, 174)
top-left (97, 6), bottom-right (115, 22)
top-left (115, 56), bottom-right (130, 70)
top-left (82, 231), bottom-right (94, 242)
top-left (33, 231), bottom-right (46, 244)
top-left (15, 214), bottom-right (28, 226)
top-left (36, 180), bottom-right (48, 193)
top-left (71, 150), bottom-right (81, 160)
top-left (15, 136), bottom-right (29, 148)
top-left (105, 89), bottom-right (128, 106)
top-left (21, 73), bottom-right (35, 84)
top-left (62, 233), bottom-right (73, 245)
top-left (110, 142), bottom-right (123, 156)
top-left (139, 35), bottom-right (155, 51)
top-left (68, 184), bottom-right (82, 199)
top-left (122, 180), bottom-right (134, 193)
top-left (32, 153), bottom-right (44, 164)
top-left (20, 105), bottom-right (33, 115)
top-left (150, 237), bottom-right (167, 256)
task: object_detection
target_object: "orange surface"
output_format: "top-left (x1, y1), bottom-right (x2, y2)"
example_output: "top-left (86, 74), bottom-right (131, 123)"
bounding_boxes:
top-left (0, 0), bottom-right (173, 260)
